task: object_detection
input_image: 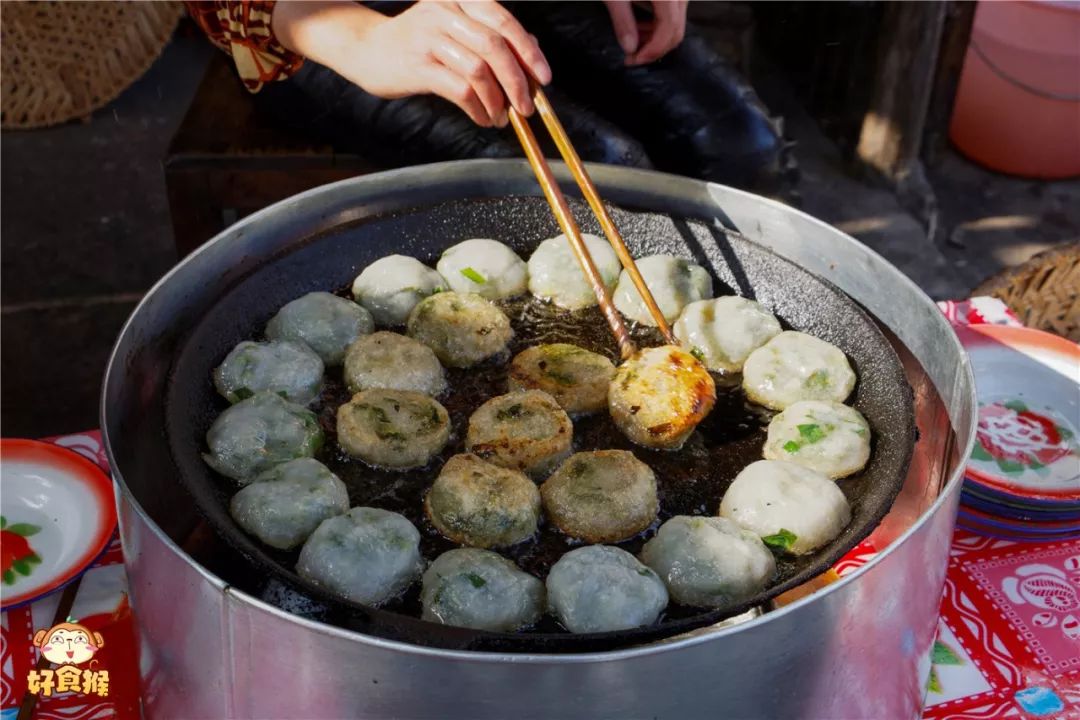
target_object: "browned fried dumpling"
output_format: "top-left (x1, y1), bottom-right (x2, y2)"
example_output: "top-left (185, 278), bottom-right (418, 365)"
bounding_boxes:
top-left (425, 453), bottom-right (541, 548)
top-left (406, 291), bottom-right (513, 368)
top-left (465, 390), bottom-right (573, 478)
top-left (336, 389), bottom-right (450, 469)
top-left (508, 344), bottom-right (615, 415)
top-left (608, 345), bottom-right (716, 450)
top-left (540, 450), bottom-right (658, 543)
top-left (343, 331), bottom-right (446, 397)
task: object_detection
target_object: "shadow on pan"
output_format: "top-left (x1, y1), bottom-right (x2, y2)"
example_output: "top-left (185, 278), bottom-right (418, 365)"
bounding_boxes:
top-left (160, 195), bottom-right (915, 653)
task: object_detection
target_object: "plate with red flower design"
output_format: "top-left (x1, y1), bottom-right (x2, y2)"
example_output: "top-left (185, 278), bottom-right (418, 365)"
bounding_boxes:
top-left (0, 439), bottom-right (117, 609)
top-left (958, 325), bottom-right (1080, 504)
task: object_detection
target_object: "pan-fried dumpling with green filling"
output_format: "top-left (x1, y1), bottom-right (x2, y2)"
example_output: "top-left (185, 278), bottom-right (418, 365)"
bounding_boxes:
top-left (229, 458), bottom-right (348, 550)
top-left (351, 255), bottom-right (447, 327)
top-left (507, 344), bottom-right (616, 415)
top-left (465, 390), bottom-right (573, 478)
top-left (203, 391), bottom-right (324, 481)
top-left (421, 549), bottom-right (545, 631)
top-left (763, 400), bottom-right (871, 478)
top-left (336, 389), bottom-right (450, 469)
top-left (265, 292), bottom-right (374, 366)
top-left (343, 331), bottom-right (447, 396)
top-left (297, 507), bottom-right (424, 606)
top-left (719, 460), bottom-right (852, 555)
top-left (425, 453), bottom-right (541, 548)
top-left (527, 233), bottom-right (621, 310)
top-left (540, 450), bottom-right (658, 544)
top-left (742, 331), bottom-right (856, 410)
top-left (213, 339), bottom-right (324, 405)
top-left (641, 516), bottom-right (775, 608)
top-left (436, 239), bottom-right (528, 300)
top-left (608, 345), bottom-right (716, 450)
top-left (612, 255), bottom-right (712, 326)
top-left (674, 297), bottom-right (782, 374)
top-left (545, 545), bottom-right (668, 633)
top-left (407, 291), bottom-right (513, 368)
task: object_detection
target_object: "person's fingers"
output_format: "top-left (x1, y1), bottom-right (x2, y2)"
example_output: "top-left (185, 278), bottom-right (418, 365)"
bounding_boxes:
top-left (459, 1), bottom-right (552, 85)
top-left (445, 9), bottom-right (533, 115)
top-left (422, 62), bottom-right (492, 126)
top-left (602, 0), bottom-right (639, 55)
top-left (432, 36), bottom-right (507, 127)
top-left (627, 1), bottom-right (686, 65)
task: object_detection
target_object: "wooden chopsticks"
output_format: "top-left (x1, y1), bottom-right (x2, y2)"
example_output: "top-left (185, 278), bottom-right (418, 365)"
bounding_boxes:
top-left (508, 104), bottom-right (637, 360)
top-left (508, 83), bottom-right (677, 357)
top-left (529, 88), bottom-right (677, 345)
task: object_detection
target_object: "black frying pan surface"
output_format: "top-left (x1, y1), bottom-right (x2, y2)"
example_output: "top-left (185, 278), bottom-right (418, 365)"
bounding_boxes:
top-left (164, 195), bottom-right (915, 653)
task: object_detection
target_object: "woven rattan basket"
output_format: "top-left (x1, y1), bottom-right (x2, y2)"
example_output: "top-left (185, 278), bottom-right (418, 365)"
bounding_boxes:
top-left (1, 1), bottom-right (184, 129)
top-left (972, 243), bottom-right (1080, 342)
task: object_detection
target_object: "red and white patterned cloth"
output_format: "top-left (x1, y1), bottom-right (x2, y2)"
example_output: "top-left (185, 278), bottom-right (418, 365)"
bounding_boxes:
top-left (2, 298), bottom-right (1076, 719)
top-left (1, 433), bottom-right (140, 720)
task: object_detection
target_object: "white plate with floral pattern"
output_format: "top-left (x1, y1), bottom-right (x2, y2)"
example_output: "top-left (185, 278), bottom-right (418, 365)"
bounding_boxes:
top-left (0, 439), bottom-right (117, 609)
top-left (959, 325), bottom-right (1080, 504)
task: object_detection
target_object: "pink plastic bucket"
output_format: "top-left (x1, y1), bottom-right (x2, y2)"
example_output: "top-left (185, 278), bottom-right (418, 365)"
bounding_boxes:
top-left (949, 0), bottom-right (1080, 179)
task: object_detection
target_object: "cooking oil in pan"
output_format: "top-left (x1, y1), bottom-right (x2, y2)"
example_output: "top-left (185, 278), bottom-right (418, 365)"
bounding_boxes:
top-left (306, 294), bottom-right (794, 628)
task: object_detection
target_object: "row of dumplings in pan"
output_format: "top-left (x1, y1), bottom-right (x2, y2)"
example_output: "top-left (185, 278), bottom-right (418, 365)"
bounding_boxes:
top-left (225, 449), bottom-right (851, 634)
top-left (210, 232), bottom-right (863, 438)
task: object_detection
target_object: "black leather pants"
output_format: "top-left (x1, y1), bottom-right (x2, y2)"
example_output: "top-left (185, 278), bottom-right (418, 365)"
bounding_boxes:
top-left (254, 1), bottom-right (784, 191)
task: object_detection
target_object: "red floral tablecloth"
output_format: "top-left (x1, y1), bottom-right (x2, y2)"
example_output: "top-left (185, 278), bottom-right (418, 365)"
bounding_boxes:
top-left (2, 298), bottom-right (1078, 719)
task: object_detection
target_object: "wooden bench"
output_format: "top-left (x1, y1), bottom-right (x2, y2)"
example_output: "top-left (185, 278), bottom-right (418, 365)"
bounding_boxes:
top-left (165, 54), bottom-right (379, 257)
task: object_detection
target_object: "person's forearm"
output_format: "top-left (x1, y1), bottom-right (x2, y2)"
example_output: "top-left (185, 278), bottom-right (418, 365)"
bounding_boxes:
top-left (271, 0), bottom-right (387, 76)
top-left (269, 0), bottom-right (550, 126)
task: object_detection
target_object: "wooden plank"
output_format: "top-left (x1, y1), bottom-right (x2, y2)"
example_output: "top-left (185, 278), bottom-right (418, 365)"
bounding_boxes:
top-left (164, 167), bottom-right (223, 257)
top-left (166, 166), bottom-right (374, 257)
top-left (856, 2), bottom-right (948, 180)
top-left (168, 53), bottom-right (336, 158)
top-left (923, 1), bottom-right (978, 164)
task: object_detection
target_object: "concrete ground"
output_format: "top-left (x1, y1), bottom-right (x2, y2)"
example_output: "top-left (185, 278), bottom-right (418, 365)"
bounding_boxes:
top-left (2, 32), bottom-right (1077, 439)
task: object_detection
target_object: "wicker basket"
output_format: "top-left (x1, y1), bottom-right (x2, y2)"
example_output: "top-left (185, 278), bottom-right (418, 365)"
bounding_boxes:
top-left (972, 243), bottom-right (1080, 342)
top-left (1, 1), bottom-right (184, 129)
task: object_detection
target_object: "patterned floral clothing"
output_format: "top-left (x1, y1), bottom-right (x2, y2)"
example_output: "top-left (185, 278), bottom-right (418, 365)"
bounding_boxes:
top-left (185, 0), bottom-right (303, 91)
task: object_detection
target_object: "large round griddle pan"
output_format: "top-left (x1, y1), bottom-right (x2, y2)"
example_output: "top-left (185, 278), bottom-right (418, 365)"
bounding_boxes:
top-left (161, 191), bottom-right (914, 653)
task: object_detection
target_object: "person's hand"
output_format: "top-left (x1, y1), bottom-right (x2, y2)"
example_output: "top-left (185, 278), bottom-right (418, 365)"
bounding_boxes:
top-left (602, 1), bottom-right (688, 66)
top-left (273, 0), bottom-right (552, 128)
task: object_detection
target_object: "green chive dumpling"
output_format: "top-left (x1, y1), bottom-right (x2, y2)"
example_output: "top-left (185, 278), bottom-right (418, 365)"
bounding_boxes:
top-left (508, 343), bottom-right (616, 415)
top-left (613, 255), bottom-right (713, 327)
top-left (546, 545), bottom-right (668, 633)
top-left (203, 391), bottom-right (324, 481)
top-left (674, 297), bottom-right (781, 374)
top-left (540, 450), bottom-right (658, 544)
top-left (763, 400), bottom-right (871, 478)
top-left (213, 339), bottom-right (324, 405)
top-left (465, 390), bottom-right (573, 479)
top-left (436, 239), bottom-right (528, 300)
top-left (641, 515), bottom-right (775, 608)
top-left (425, 453), bottom-right (541, 548)
top-left (421, 548), bottom-right (545, 631)
top-left (297, 507), bottom-right (424, 606)
top-left (265, 291), bottom-right (374, 366)
top-left (336, 389), bottom-right (450, 469)
top-left (719, 460), bottom-right (852, 555)
top-left (229, 458), bottom-right (349, 550)
top-left (742, 331), bottom-right (856, 411)
top-left (406, 291), bottom-right (513, 368)
top-left (351, 255), bottom-right (447, 327)
top-left (343, 331), bottom-right (447, 397)
top-left (527, 233), bottom-right (620, 310)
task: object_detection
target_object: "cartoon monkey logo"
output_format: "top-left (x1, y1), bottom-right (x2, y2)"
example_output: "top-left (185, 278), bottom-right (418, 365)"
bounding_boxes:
top-left (32, 621), bottom-right (104, 666)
